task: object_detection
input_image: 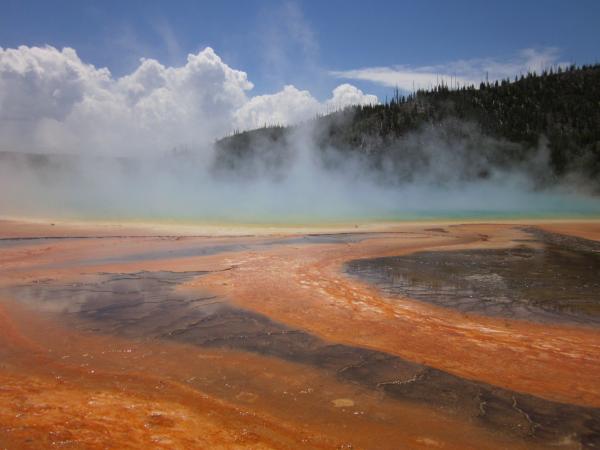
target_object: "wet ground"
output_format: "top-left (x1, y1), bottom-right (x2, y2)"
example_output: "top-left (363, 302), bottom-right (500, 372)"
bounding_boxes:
top-left (1, 221), bottom-right (600, 449)
top-left (4, 269), bottom-right (600, 447)
top-left (0, 232), bottom-right (374, 268)
top-left (346, 227), bottom-right (600, 325)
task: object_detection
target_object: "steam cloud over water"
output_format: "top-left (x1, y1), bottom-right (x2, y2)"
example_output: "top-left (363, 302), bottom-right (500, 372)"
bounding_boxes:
top-left (2, 123), bottom-right (600, 223)
top-left (0, 45), bottom-right (599, 223)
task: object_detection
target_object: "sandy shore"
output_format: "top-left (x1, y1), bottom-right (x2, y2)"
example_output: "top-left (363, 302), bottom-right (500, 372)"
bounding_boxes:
top-left (0, 217), bottom-right (599, 449)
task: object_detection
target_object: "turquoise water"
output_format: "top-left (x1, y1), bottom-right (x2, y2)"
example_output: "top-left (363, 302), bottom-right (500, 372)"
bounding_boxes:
top-left (32, 208), bottom-right (600, 228)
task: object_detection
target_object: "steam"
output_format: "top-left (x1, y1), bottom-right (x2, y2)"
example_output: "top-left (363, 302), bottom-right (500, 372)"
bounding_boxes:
top-left (0, 45), bottom-right (599, 223)
top-left (1, 120), bottom-right (599, 223)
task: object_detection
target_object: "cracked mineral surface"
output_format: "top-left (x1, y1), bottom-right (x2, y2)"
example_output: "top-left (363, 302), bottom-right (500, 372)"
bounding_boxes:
top-left (1, 219), bottom-right (599, 449)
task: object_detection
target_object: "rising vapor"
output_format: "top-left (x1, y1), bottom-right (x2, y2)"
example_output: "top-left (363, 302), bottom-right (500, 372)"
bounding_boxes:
top-left (0, 46), bottom-right (598, 223)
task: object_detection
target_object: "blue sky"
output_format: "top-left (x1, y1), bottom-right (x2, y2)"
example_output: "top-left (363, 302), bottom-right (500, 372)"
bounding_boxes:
top-left (1, 1), bottom-right (600, 219)
top-left (2, 0), bottom-right (599, 101)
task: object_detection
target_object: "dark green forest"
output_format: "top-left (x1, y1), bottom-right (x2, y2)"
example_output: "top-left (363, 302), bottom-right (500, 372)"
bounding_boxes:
top-left (215, 64), bottom-right (600, 190)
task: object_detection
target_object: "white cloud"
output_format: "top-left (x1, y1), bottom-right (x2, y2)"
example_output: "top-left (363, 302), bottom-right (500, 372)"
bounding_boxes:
top-left (234, 83), bottom-right (377, 129)
top-left (326, 83), bottom-right (378, 111)
top-left (0, 46), bottom-right (110, 121)
top-left (234, 85), bottom-right (320, 129)
top-left (330, 48), bottom-right (569, 91)
top-left (0, 45), bottom-right (377, 155)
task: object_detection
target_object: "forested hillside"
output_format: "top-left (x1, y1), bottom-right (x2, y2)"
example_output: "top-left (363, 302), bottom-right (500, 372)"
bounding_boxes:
top-left (214, 64), bottom-right (600, 190)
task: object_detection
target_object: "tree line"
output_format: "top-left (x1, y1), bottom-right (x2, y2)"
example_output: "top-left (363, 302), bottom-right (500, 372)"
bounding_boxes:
top-left (215, 64), bottom-right (600, 189)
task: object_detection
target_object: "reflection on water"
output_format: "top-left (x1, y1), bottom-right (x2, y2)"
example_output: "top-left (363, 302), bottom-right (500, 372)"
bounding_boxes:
top-left (3, 269), bottom-right (600, 447)
top-left (346, 228), bottom-right (600, 324)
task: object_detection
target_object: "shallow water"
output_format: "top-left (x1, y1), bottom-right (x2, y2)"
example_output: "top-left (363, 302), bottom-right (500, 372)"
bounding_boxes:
top-left (4, 269), bottom-right (600, 447)
top-left (346, 227), bottom-right (600, 325)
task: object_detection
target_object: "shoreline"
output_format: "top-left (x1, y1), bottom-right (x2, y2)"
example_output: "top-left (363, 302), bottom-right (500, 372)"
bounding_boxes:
top-left (2, 214), bottom-right (600, 239)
